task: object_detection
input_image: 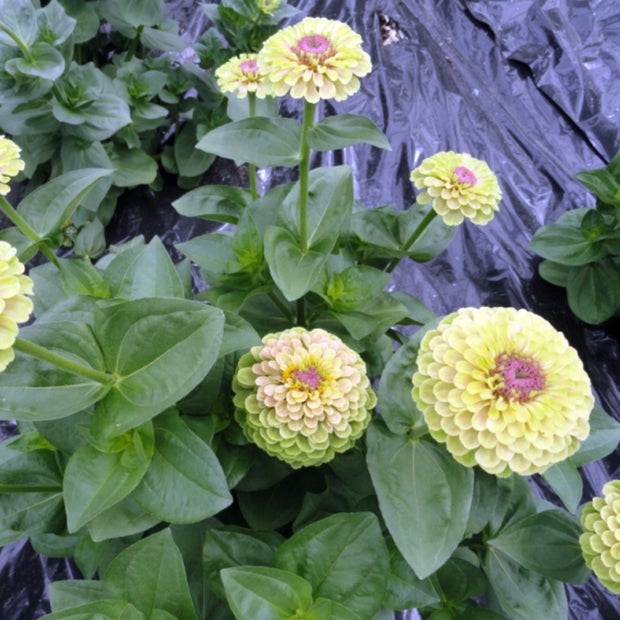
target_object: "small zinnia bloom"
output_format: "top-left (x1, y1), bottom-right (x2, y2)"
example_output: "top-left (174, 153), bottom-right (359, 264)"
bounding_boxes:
top-left (214, 53), bottom-right (270, 99)
top-left (0, 241), bottom-right (34, 371)
top-left (412, 307), bottom-right (593, 477)
top-left (410, 151), bottom-right (501, 225)
top-left (233, 327), bottom-right (376, 468)
top-left (257, 0), bottom-right (281, 14)
top-left (0, 136), bottom-right (25, 196)
top-left (580, 480), bottom-right (620, 593)
top-left (258, 17), bottom-right (372, 104)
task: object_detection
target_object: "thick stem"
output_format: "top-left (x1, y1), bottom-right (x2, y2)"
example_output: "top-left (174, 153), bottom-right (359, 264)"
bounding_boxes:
top-left (385, 208), bottom-right (438, 273)
top-left (13, 337), bottom-right (115, 385)
top-left (298, 100), bottom-right (316, 254)
top-left (0, 195), bottom-right (60, 268)
top-left (248, 93), bottom-right (258, 200)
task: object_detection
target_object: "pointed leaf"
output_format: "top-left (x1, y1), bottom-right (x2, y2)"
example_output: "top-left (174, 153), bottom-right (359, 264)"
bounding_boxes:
top-left (172, 185), bottom-right (252, 224)
top-left (307, 114), bottom-right (391, 151)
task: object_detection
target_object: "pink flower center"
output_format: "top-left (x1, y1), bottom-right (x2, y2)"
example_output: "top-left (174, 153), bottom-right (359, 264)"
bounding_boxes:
top-left (298, 34), bottom-right (331, 54)
top-left (240, 59), bottom-right (259, 73)
top-left (493, 353), bottom-right (546, 402)
top-left (291, 367), bottom-right (323, 390)
top-left (454, 166), bottom-right (477, 186)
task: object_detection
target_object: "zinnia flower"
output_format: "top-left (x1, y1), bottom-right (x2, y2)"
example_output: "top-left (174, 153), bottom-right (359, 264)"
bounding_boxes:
top-left (412, 307), bottom-right (593, 477)
top-left (257, 0), bottom-right (280, 14)
top-left (410, 151), bottom-right (501, 225)
top-left (580, 480), bottom-right (620, 593)
top-left (214, 53), bottom-right (270, 99)
top-left (233, 327), bottom-right (376, 468)
top-left (0, 136), bottom-right (25, 195)
top-left (258, 17), bottom-right (372, 103)
top-left (0, 241), bottom-right (34, 371)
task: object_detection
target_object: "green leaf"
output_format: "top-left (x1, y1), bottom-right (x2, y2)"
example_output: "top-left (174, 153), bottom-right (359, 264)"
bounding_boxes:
top-left (542, 460), bottom-right (583, 513)
top-left (141, 26), bottom-right (186, 52)
top-left (0, 322), bottom-right (110, 421)
top-left (366, 421), bottom-right (474, 579)
top-left (273, 512), bottom-right (389, 619)
top-left (264, 226), bottom-right (329, 301)
top-left (44, 599), bottom-right (144, 619)
top-left (174, 122), bottom-right (215, 178)
top-left (0, 0), bottom-right (38, 48)
top-left (220, 566), bottom-right (313, 620)
top-left (42, 0), bottom-right (79, 45)
top-left (486, 475), bottom-right (537, 537)
top-left (91, 299), bottom-right (225, 437)
top-left (576, 168), bottom-right (620, 207)
top-left (305, 598), bottom-right (362, 620)
top-left (58, 257), bottom-right (110, 298)
top-left (435, 557), bottom-right (486, 604)
top-left (399, 203), bottom-right (457, 262)
top-left (103, 528), bottom-right (198, 620)
top-left (197, 117), bottom-right (302, 167)
top-left (18, 168), bottom-right (113, 239)
top-left (569, 404), bottom-right (620, 466)
top-left (49, 580), bottom-right (119, 612)
top-left (306, 114), bottom-right (391, 151)
top-left (219, 311), bottom-right (261, 358)
top-left (488, 509), bottom-right (588, 583)
top-left (172, 185), bottom-right (252, 224)
top-left (63, 422), bottom-right (154, 533)
top-left (133, 412), bottom-right (232, 523)
top-left (530, 222), bottom-right (607, 266)
top-left (319, 265), bottom-right (390, 312)
top-left (107, 145), bottom-right (158, 187)
top-left (65, 95), bottom-right (132, 142)
top-left (104, 0), bottom-right (164, 28)
top-left (465, 469), bottom-right (499, 536)
top-left (537, 260), bottom-right (570, 287)
top-left (202, 525), bottom-right (283, 599)
top-left (483, 549), bottom-right (568, 620)
top-left (12, 41), bottom-right (65, 80)
top-left (566, 259), bottom-right (620, 324)
top-left (104, 237), bottom-right (186, 299)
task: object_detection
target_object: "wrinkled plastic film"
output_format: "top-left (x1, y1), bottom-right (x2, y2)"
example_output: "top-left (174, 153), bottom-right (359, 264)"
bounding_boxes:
top-left (1, 0), bottom-right (620, 617)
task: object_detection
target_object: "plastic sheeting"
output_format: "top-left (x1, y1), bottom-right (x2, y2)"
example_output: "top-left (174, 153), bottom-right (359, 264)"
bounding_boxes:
top-left (2, 0), bottom-right (620, 617)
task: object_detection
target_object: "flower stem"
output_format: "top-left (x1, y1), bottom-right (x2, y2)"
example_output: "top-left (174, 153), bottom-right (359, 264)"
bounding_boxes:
top-left (248, 93), bottom-right (258, 200)
top-left (385, 208), bottom-right (438, 273)
top-left (299, 100), bottom-right (316, 254)
top-left (13, 337), bottom-right (115, 385)
top-left (0, 195), bottom-right (60, 269)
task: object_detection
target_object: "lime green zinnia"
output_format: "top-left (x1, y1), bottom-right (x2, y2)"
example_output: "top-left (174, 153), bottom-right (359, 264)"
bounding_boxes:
top-left (580, 480), bottom-right (620, 593)
top-left (412, 307), bottom-right (593, 477)
top-left (0, 241), bottom-right (34, 371)
top-left (257, 0), bottom-right (281, 14)
top-left (258, 17), bottom-right (372, 103)
top-left (410, 151), bottom-right (501, 225)
top-left (0, 136), bottom-right (25, 195)
top-left (233, 327), bottom-right (376, 468)
top-left (215, 53), bottom-right (270, 99)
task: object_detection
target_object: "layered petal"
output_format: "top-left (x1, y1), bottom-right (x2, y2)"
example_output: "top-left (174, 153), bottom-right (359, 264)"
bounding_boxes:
top-left (215, 53), bottom-right (271, 99)
top-left (0, 136), bottom-right (25, 195)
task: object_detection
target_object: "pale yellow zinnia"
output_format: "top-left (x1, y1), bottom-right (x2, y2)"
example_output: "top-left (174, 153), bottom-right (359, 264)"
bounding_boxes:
top-left (0, 136), bottom-right (25, 195)
top-left (215, 53), bottom-right (270, 99)
top-left (412, 307), bottom-right (593, 477)
top-left (410, 151), bottom-right (501, 225)
top-left (580, 480), bottom-right (620, 593)
top-left (258, 17), bottom-right (372, 103)
top-left (233, 327), bottom-right (376, 468)
top-left (0, 241), bottom-right (34, 371)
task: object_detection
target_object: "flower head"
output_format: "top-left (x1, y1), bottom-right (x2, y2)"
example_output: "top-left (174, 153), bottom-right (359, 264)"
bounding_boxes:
top-left (580, 480), bottom-right (620, 593)
top-left (410, 151), bottom-right (501, 225)
top-left (0, 136), bottom-right (25, 195)
top-left (258, 17), bottom-right (372, 103)
top-left (257, 0), bottom-right (281, 14)
top-left (233, 327), bottom-right (376, 468)
top-left (412, 307), bottom-right (593, 477)
top-left (215, 53), bottom-right (270, 99)
top-left (0, 241), bottom-right (34, 371)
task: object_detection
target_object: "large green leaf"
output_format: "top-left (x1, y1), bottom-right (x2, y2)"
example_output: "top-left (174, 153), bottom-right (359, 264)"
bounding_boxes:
top-left (91, 298), bottom-right (224, 438)
top-left (107, 145), bottom-right (158, 187)
top-left (65, 95), bottom-right (132, 142)
top-left (273, 512), bottom-right (389, 619)
top-left (366, 420), bottom-right (473, 579)
top-left (0, 0), bottom-right (38, 48)
top-left (569, 404), bottom-right (620, 467)
top-left (306, 114), bottom-right (391, 151)
top-left (483, 549), bottom-right (568, 620)
top-left (197, 117), bottom-right (302, 167)
top-left (305, 598), bottom-right (362, 620)
top-left (103, 528), bottom-right (198, 620)
top-left (566, 259), bottom-right (620, 324)
top-left (133, 412), bottom-right (232, 523)
top-left (541, 460), bottom-right (583, 513)
top-left (12, 41), bottom-right (65, 80)
top-left (43, 599), bottom-right (145, 619)
top-left (63, 422), bottom-right (154, 532)
top-left (220, 566), bottom-right (313, 620)
top-left (0, 322), bottom-right (110, 421)
top-left (530, 223), bottom-right (607, 266)
top-left (172, 185), bottom-right (252, 224)
top-left (488, 509), bottom-right (589, 583)
top-left (17, 168), bottom-right (113, 239)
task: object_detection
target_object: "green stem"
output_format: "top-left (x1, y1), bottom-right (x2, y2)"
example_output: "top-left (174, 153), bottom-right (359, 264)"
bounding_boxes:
top-left (298, 100), bottom-right (316, 254)
top-left (126, 27), bottom-right (143, 61)
top-left (0, 195), bottom-right (60, 268)
top-left (13, 337), bottom-right (115, 385)
top-left (248, 93), bottom-right (258, 200)
top-left (0, 26), bottom-right (31, 58)
top-left (385, 208), bottom-right (438, 273)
